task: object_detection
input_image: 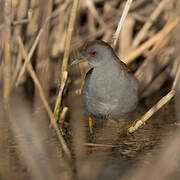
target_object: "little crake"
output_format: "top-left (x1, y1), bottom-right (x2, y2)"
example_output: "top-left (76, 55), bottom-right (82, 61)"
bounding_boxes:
top-left (72, 40), bottom-right (139, 120)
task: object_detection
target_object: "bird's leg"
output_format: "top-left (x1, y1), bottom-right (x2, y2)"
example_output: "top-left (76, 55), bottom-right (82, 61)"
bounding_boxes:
top-left (75, 88), bottom-right (82, 95)
top-left (88, 116), bottom-right (93, 135)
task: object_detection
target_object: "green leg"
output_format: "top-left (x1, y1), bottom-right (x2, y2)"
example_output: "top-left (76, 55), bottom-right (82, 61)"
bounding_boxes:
top-left (88, 116), bottom-right (93, 135)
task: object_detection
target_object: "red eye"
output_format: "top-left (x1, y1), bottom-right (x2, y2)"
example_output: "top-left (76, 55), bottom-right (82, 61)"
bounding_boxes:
top-left (90, 50), bottom-right (96, 56)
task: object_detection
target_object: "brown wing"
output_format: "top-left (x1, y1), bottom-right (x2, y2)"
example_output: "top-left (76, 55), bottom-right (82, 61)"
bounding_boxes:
top-left (85, 68), bottom-right (93, 79)
top-left (81, 68), bottom-right (93, 89)
top-left (113, 54), bottom-right (132, 73)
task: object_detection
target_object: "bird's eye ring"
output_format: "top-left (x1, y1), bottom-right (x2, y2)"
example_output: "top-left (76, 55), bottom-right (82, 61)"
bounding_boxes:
top-left (90, 50), bottom-right (96, 56)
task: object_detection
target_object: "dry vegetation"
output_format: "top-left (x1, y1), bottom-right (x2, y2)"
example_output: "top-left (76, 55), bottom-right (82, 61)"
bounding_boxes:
top-left (0, 0), bottom-right (180, 179)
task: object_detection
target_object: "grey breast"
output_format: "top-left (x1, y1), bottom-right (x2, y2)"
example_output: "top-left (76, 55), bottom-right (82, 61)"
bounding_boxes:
top-left (82, 66), bottom-right (138, 119)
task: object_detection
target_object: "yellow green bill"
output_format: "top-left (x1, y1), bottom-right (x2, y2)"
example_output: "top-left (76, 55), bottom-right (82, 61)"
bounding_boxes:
top-left (71, 57), bottom-right (87, 65)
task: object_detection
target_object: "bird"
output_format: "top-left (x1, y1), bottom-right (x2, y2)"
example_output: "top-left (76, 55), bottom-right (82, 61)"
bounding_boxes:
top-left (72, 40), bottom-right (139, 133)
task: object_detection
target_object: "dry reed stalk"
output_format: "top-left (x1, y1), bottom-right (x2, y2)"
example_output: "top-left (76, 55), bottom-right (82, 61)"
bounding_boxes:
top-left (72, 18), bottom-right (119, 48)
top-left (34, 0), bottom-right (53, 124)
top-left (128, 64), bottom-right (180, 133)
top-left (50, 1), bottom-right (70, 57)
top-left (1, 2), bottom-right (12, 178)
top-left (86, 0), bottom-right (105, 26)
top-left (86, 143), bottom-right (116, 148)
top-left (112, 0), bottom-right (133, 48)
top-left (142, 69), bottom-right (169, 98)
top-left (135, 35), bottom-right (170, 78)
top-left (15, 16), bottom-right (51, 87)
top-left (132, 0), bottom-right (171, 48)
top-left (12, 0), bottom-right (28, 85)
top-left (59, 106), bottom-right (68, 125)
top-left (17, 36), bottom-right (72, 160)
top-left (172, 62), bottom-right (180, 90)
top-left (123, 18), bottom-right (179, 64)
top-left (119, 15), bottom-right (135, 59)
top-left (130, 0), bottom-right (147, 10)
top-left (12, 19), bottom-right (29, 25)
top-left (52, 0), bottom-right (79, 125)
top-left (3, 0), bottom-right (12, 104)
top-left (128, 90), bottom-right (175, 133)
top-left (88, 10), bottom-right (96, 34)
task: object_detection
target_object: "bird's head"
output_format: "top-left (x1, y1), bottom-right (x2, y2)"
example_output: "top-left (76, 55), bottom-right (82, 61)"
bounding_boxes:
top-left (71, 40), bottom-right (114, 67)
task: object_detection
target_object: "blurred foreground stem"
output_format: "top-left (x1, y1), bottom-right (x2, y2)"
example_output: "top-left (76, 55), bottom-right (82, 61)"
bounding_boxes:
top-left (3, 0), bottom-right (12, 104)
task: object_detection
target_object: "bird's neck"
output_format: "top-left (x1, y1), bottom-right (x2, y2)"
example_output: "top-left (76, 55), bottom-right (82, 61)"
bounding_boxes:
top-left (93, 60), bottom-right (119, 75)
